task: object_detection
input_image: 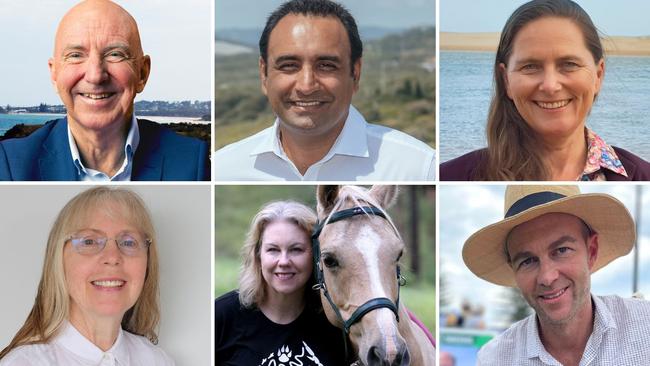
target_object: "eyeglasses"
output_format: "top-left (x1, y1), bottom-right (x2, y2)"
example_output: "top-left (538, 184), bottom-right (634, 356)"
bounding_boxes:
top-left (66, 230), bottom-right (151, 257)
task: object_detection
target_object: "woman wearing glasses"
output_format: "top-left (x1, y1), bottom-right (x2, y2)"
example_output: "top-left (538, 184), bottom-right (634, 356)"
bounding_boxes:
top-left (0, 187), bottom-right (174, 365)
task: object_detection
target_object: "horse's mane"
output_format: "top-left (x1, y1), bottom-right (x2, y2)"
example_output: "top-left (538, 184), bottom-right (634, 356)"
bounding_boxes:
top-left (322, 185), bottom-right (401, 240)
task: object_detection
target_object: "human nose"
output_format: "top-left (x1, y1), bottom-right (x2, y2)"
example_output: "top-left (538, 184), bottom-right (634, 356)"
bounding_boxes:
top-left (100, 239), bottom-right (123, 265)
top-left (537, 259), bottom-right (559, 287)
top-left (538, 68), bottom-right (562, 94)
top-left (295, 66), bottom-right (319, 95)
top-left (84, 53), bottom-right (109, 84)
top-left (277, 250), bottom-right (292, 266)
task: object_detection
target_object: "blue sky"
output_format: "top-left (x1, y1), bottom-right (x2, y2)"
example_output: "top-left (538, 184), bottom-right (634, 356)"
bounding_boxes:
top-left (0, 0), bottom-right (211, 106)
top-left (215, 0), bottom-right (436, 30)
top-left (441, 0), bottom-right (650, 36)
top-left (440, 185), bottom-right (650, 329)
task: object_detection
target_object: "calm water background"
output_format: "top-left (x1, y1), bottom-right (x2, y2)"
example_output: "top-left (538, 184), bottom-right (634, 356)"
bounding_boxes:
top-left (0, 114), bottom-right (208, 136)
top-left (440, 51), bottom-right (650, 162)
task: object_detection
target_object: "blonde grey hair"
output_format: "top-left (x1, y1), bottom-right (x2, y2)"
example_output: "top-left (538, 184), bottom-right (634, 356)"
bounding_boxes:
top-left (238, 200), bottom-right (316, 308)
top-left (1, 187), bottom-right (160, 359)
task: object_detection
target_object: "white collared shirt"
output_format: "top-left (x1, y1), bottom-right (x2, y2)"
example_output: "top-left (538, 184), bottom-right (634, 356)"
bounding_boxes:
top-left (477, 295), bottom-right (650, 365)
top-left (67, 115), bottom-right (140, 181)
top-left (0, 321), bottom-right (174, 366)
top-left (213, 106), bottom-right (436, 181)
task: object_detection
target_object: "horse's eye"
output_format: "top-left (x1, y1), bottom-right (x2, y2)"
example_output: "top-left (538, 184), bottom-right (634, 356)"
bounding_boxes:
top-left (323, 255), bottom-right (339, 268)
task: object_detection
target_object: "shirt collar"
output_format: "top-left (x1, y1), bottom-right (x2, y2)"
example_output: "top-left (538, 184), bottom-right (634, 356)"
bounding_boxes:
top-left (250, 105), bottom-right (370, 160)
top-left (54, 320), bottom-right (130, 364)
top-left (581, 128), bottom-right (628, 179)
top-left (67, 115), bottom-right (140, 181)
top-left (525, 295), bottom-right (617, 362)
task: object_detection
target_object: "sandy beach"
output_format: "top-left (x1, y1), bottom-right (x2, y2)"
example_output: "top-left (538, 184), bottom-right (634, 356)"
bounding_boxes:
top-left (440, 32), bottom-right (650, 56)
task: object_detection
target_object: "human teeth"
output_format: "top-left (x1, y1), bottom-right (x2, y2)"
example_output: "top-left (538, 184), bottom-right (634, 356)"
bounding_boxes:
top-left (92, 280), bottom-right (124, 287)
top-left (276, 273), bottom-right (295, 279)
top-left (541, 288), bottom-right (565, 299)
top-left (295, 101), bottom-right (320, 107)
top-left (537, 100), bottom-right (569, 109)
top-left (82, 93), bottom-right (111, 100)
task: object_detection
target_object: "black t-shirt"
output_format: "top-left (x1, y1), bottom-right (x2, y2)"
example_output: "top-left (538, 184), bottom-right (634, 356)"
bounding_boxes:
top-left (216, 290), bottom-right (347, 366)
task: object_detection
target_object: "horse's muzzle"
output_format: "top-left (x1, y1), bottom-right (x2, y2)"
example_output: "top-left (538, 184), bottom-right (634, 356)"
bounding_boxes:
top-left (366, 342), bottom-right (410, 366)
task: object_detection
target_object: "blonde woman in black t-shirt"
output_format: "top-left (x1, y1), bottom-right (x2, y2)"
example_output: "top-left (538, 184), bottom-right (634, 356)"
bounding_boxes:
top-left (215, 201), bottom-right (346, 366)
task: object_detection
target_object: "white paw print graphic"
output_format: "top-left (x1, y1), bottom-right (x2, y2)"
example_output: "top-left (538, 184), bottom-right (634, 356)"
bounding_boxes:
top-left (278, 345), bottom-right (292, 363)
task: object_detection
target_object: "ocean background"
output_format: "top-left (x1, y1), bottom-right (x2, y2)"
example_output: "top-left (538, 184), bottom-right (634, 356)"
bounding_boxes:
top-left (0, 114), bottom-right (209, 136)
top-left (440, 51), bottom-right (650, 162)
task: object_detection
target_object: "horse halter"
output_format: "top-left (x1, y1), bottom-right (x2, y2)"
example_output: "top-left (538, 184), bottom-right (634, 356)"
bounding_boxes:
top-left (311, 206), bottom-right (406, 357)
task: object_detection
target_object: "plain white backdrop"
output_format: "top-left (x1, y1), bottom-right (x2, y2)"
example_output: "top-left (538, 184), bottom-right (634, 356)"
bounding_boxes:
top-left (0, 185), bottom-right (211, 365)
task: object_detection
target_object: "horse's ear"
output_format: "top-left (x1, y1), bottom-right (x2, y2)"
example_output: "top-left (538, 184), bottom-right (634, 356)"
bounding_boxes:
top-left (317, 185), bottom-right (339, 216)
top-left (369, 185), bottom-right (398, 208)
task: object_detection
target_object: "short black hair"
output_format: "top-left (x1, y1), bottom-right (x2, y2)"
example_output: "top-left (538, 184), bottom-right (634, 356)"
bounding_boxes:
top-left (259, 0), bottom-right (362, 73)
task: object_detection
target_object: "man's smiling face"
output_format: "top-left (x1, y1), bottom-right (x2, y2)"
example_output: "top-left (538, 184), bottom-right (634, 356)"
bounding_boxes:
top-left (49, 0), bottom-right (150, 132)
top-left (259, 14), bottom-right (360, 138)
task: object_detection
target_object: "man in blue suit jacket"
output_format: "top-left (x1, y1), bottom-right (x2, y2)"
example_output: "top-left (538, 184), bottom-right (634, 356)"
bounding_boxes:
top-left (0, 0), bottom-right (209, 181)
top-left (0, 117), bottom-right (208, 181)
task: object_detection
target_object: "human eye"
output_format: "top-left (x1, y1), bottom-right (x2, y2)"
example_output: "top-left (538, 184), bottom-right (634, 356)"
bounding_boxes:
top-left (118, 235), bottom-right (139, 249)
top-left (318, 61), bottom-right (338, 72)
top-left (553, 246), bottom-right (573, 257)
top-left (105, 49), bottom-right (129, 62)
top-left (516, 257), bottom-right (537, 270)
top-left (290, 246), bottom-right (305, 253)
top-left (276, 62), bottom-right (299, 72)
top-left (80, 237), bottom-right (98, 246)
top-left (64, 51), bottom-right (85, 63)
top-left (520, 63), bottom-right (540, 74)
top-left (71, 232), bottom-right (103, 249)
top-left (561, 60), bottom-right (580, 71)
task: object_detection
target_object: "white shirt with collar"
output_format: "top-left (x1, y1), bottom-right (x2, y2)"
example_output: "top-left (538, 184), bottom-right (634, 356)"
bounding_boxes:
top-left (477, 295), bottom-right (650, 366)
top-left (0, 321), bottom-right (174, 366)
top-left (213, 106), bottom-right (436, 181)
top-left (67, 115), bottom-right (140, 181)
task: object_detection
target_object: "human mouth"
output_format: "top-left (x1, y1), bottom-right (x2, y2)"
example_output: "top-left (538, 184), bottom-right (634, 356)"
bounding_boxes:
top-left (289, 100), bottom-right (328, 108)
top-left (275, 272), bottom-right (296, 280)
top-left (535, 99), bottom-right (571, 109)
top-left (79, 93), bottom-right (115, 100)
top-left (294, 101), bottom-right (321, 107)
top-left (538, 286), bottom-right (568, 302)
top-left (91, 279), bottom-right (126, 288)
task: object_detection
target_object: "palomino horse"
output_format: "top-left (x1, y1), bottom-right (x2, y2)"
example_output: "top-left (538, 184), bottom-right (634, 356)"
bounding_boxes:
top-left (314, 185), bottom-right (435, 366)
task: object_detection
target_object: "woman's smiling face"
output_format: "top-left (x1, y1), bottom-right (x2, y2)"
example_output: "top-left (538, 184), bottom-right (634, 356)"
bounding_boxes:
top-left (259, 220), bottom-right (312, 298)
top-left (501, 16), bottom-right (604, 141)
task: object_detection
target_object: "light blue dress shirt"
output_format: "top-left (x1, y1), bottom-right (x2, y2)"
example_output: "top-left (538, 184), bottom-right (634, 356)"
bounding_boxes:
top-left (67, 115), bottom-right (139, 181)
top-left (213, 106), bottom-right (436, 181)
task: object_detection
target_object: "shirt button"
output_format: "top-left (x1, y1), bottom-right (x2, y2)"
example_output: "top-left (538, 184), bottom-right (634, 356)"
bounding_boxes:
top-left (101, 353), bottom-right (116, 365)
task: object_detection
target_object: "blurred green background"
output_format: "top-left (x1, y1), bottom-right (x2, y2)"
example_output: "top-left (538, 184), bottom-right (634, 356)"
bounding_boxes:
top-left (214, 185), bottom-right (436, 331)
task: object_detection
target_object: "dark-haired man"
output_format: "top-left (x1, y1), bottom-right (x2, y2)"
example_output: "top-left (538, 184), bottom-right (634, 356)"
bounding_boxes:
top-left (214, 0), bottom-right (435, 181)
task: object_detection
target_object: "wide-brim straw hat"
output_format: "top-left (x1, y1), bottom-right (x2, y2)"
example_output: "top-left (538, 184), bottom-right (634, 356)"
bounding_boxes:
top-left (463, 185), bottom-right (635, 287)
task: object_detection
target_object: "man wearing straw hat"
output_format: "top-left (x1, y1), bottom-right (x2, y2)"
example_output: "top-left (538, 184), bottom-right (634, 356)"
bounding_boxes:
top-left (463, 185), bottom-right (650, 366)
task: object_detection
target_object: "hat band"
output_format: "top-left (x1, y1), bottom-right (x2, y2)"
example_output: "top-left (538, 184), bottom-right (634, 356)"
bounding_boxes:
top-left (505, 191), bottom-right (566, 218)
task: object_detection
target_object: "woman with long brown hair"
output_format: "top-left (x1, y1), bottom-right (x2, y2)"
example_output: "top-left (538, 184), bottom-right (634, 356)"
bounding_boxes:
top-left (441, 0), bottom-right (650, 181)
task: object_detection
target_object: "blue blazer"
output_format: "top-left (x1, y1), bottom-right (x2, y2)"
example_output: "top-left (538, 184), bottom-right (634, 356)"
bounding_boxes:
top-left (0, 118), bottom-right (209, 181)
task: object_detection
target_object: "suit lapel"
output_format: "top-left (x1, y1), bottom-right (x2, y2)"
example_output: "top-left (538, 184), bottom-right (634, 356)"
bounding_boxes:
top-left (132, 119), bottom-right (163, 180)
top-left (39, 118), bottom-right (78, 181)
